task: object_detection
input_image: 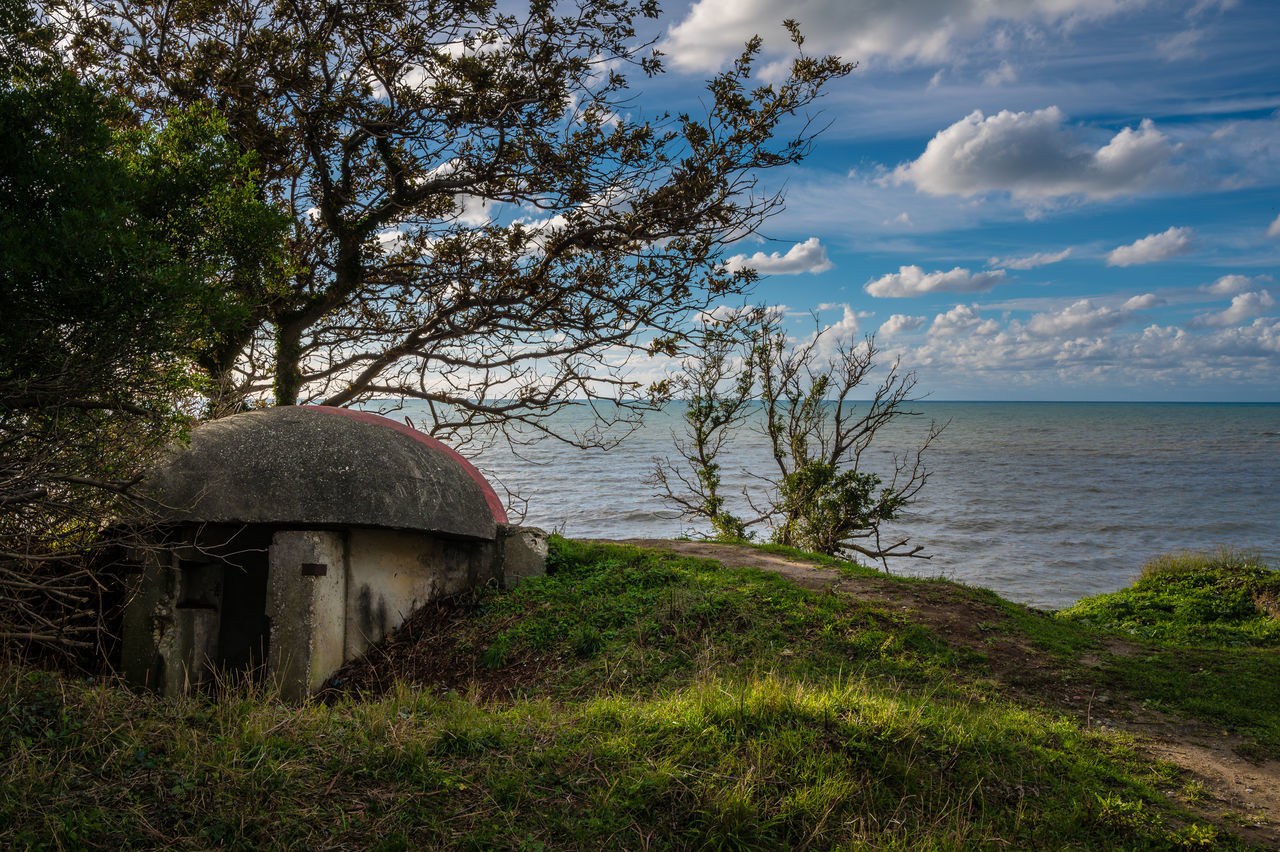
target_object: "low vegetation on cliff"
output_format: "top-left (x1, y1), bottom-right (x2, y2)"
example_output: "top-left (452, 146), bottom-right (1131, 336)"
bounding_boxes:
top-left (2, 542), bottom-right (1277, 849)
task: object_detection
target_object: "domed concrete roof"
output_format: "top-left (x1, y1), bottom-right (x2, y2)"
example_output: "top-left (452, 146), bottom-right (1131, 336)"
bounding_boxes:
top-left (146, 406), bottom-right (507, 540)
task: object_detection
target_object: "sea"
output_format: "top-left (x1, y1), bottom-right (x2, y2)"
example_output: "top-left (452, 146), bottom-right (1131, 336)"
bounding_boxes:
top-left (392, 401), bottom-right (1280, 611)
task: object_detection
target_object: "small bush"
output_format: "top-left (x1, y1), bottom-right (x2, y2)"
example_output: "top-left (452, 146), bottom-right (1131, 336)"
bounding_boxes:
top-left (480, 636), bottom-right (510, 669)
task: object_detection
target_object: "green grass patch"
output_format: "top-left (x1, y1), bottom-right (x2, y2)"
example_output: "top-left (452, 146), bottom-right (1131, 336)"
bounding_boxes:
top-left (1, 539), bottom-right (1271, 849)
top-left (1059, 551), bottom-right (1280, 648)
top-left (477, 537), bottom-right (967, 696)
top-left (1059, 551), bottom-right (1280, 759)
top-left (0, 663), bottom-right (1232, 850)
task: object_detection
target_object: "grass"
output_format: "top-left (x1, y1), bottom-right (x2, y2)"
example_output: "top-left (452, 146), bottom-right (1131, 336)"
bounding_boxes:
top-left (1058, 550), bottom-right (1280, 758)
top-left (1059, 550), bottom-right (1280, 648)
top-left (474, 539), bottom-right (963, 691)
top-left (1, 539), bottom-right (1275, 849)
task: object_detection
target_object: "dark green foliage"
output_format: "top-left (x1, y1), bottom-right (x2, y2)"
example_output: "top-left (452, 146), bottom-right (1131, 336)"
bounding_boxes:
top-left (0, 0), bottom-right (287, 655)
top-left (0, 84), bottom-right (286, 397)
top-left (569, 624), bottom-right (604, 658)
top-left (773, 461), bottom-right (905, 557)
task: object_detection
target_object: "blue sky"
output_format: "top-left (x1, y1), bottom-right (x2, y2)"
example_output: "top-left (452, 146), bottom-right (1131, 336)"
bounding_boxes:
top-left (640, 0), bottom-right (1280, 401)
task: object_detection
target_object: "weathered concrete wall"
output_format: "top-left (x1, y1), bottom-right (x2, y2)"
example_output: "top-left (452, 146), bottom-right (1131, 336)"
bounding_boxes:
top-left (346, 530), bottom-right (455, 658)
top-left (121, 547), bottom-right (227, 699)
top-left (266, 531), bottom-right (347, 701)
top-left (343, 528), bottom-right (511, 658)
top-left (121, 523), bottom-right (547, 700)
top-left (498, 525), bottom-right (548, 588)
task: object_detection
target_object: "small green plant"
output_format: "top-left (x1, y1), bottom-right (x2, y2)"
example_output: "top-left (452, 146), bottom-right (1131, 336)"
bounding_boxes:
top-left (1176, 822), bottom-right (1220, 847)
top-left (1181, 779), bottom-right (1208, 804)
top-left (570, 625), bottom-right (603, 658)
top-left (1093, 792), bottom-right (1154, 830)
top-left (480, 636), bottom-right (510, 669)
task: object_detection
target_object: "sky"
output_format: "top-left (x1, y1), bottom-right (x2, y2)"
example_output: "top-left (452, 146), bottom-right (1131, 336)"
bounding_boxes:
top-left (636, 0), bottom-right (1280, 401)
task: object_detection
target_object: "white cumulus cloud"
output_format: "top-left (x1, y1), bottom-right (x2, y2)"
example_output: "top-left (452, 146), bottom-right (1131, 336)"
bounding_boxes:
top-left (1122, 293), bottom-right (1163, 311)
top-left (1268, 214), bottom-right (1280, 238)
top-left (663, 0), bottom-right (1146, 73)
top-left (1204, 274), bottom-right (1271, 295)
top-left (1024, 299), bottom-right (1135, 337)
top-left (1192, 290), bottom-right (1276, 328)
top-left (1107, 226), bottom-right (1194, 266)
top-left (865, 265), bottom-right (1007, 298)
top-left (929, 304), bottom-right (1000, 337)
top-left (454, 194), bottom-right (492, 227)
top-left (724, 237), bottom-right (834, 275)
top-left (822, 304), bottom-right (864, 337)
top-left (987, 248), bottom-right (1072, 270)
top-left (796, 304), bottom-right (873, 361)
top-left (892, 107), bottom-right (1176, 202)
top-left (696, 304), bottom-right (756, 325)
top-left (878, 314), bottom-right (927, 337)
top-left (874, 298), bottom-right (1280, 395)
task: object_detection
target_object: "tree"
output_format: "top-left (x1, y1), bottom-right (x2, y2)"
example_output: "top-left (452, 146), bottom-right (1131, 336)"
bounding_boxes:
top-left (56, 1), bottom-right (852, 440)
top-left (650, 310), bottom-right (945, 565)
top-left (646, 312), bottom-right (759, 541)
top-left (0, 0), bottom-right (288, 655)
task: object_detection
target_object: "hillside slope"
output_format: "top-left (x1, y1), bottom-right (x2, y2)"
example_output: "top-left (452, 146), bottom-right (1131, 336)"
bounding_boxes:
top-left (3, 539), bottom-right (1277, 849)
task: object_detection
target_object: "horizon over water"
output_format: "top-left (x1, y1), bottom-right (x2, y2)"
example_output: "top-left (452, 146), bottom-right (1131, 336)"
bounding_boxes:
top-left (389, 400), bottom-right (1280, 610)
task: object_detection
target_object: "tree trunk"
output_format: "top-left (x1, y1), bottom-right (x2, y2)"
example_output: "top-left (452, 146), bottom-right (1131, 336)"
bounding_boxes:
top-left (273, 320), bottom-right (304, 406)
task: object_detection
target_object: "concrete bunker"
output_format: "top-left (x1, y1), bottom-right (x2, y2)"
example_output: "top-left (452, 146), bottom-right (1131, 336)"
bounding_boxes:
top-left (121, 405), bottom-right (545, 700)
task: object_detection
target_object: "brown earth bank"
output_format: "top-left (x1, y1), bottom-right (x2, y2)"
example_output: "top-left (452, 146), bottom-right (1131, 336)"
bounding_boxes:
top-left (326, 537), bottom-right (1280, 848)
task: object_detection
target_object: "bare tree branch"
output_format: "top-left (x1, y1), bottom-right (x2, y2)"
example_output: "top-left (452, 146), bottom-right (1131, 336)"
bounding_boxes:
top-left (652, 309), bottom-right (945, 566)
top-left (56, 0), bottom-right (852, 443)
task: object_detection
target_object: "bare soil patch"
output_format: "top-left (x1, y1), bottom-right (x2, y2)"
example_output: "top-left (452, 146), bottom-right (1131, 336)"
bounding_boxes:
top-left (1131, 714), bottom-right (1280, 847)
top-left (321, 597), bottom-right (570, 701)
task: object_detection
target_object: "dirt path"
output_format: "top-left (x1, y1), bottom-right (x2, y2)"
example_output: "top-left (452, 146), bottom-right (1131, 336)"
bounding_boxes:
top-left (593, 538), bottom-right (1280, 847)
top-left (592, 538), bottom-right (861, 590)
